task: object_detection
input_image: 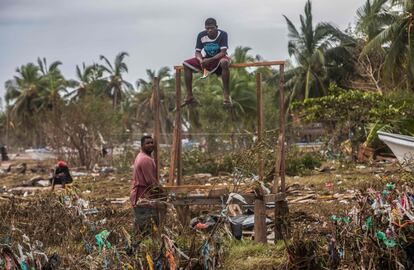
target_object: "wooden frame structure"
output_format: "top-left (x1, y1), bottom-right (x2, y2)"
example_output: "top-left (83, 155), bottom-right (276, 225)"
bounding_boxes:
top-left (152, 60), bottom-right (288, 242)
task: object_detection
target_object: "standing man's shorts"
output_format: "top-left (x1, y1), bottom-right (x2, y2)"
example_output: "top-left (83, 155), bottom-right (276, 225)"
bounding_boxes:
top-left (183, 56), bottom-right (230, 76)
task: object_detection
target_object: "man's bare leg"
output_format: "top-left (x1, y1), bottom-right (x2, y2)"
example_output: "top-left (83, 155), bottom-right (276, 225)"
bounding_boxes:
top-left (184, 66), bottom-right (194, 102)
top-left (220, 59), bottom-right (230, 103)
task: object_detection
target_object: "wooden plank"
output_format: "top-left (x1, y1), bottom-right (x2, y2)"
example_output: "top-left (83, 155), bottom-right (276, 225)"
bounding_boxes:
top-left (174, 60), bottom-right (285, 71)
top-left (153, 77), bottom-right (161, 181)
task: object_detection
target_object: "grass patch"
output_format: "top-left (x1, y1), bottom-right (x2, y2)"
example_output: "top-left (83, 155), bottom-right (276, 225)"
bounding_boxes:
top-left (222, 240), bottom-right (286, 270)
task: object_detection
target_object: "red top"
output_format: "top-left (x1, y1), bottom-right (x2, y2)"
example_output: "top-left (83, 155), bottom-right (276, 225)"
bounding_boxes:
top-left (130, 152), bottom-right (158, 206)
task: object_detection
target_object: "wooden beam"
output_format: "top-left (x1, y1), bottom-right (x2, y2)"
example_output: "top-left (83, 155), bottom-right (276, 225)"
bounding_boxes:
top-left (153, 77), bottom-right (161, 181)
top-left (174, 60), bottom-right (285, 71)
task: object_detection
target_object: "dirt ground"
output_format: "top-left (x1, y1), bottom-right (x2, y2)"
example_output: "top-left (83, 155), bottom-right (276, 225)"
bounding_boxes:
top-left (0, 158), bottom-right (410, 269)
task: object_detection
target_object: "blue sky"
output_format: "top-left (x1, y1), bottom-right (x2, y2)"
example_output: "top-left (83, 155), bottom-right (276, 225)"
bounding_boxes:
top-left (0, 0), bottom-right (365, 103)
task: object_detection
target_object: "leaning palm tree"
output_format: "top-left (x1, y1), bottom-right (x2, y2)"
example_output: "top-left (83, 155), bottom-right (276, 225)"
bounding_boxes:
top-left (362, 0), bottom-right (414, 90)
top-left (284, 0), bottom-right (343, 100)
top-left (99, 52), bottom-right (133, 108)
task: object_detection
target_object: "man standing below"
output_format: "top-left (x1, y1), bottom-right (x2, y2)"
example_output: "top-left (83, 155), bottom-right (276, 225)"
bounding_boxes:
top-left (130, 135), bottom-right (159, 205)
top-left (182, 18), bottom-right (231, 107)
top-left (130, 135), bottom-right (160, 234)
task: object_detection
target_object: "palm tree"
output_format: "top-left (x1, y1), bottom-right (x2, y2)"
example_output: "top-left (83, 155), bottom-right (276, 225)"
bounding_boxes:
top-left (356, 0), bottom-right (393, 41)
top-left (36, 57), bottom-right (69, 111)
top-left (99, 52), bottom-right (133, 108)
top-left (4, 63), bottom-right (44, 145)
top-left (362, 0), bottom-right (414, 90)
top-left (283, 0), bottom-right (343, 100)
top-left (70, 63), bottom-right (107, 100)
top-left (133, 67), bottom-right (174, 142)
top-left (5, 63), bottom-right (43, 120)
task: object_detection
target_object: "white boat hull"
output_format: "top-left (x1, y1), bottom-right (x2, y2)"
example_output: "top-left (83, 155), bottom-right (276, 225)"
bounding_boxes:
top-left (378, 131), bottom-right (414, 170)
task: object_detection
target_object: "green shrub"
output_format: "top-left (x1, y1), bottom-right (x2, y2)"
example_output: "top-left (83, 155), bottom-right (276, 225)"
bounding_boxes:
top-left (286, 151), bottom-right (322, 176)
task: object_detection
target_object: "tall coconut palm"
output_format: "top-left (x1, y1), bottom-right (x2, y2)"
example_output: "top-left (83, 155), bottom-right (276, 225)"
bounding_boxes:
top-left (36, 57), bottom-right (69, 111)
top-left (133, 67), bottom-right (174, 142)
top-left (99, 52), bottom-right (133, 108)
top-left (356, 0), bottom-right (393, 41)
top-left (284, 0), bottom-right (342, 100)
top-left (362, 0), bottom-right (414, 90)
top-left (5, 63), bottom-right (43, 120)
top-left (4, 63), bottom-right (44, 146)
top-left (70, 63), bottom-right (107, 100)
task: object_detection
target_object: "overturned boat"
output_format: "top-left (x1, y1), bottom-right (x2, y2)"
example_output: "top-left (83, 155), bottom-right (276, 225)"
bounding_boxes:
top-left (377, 131), bottom-right (414, 170)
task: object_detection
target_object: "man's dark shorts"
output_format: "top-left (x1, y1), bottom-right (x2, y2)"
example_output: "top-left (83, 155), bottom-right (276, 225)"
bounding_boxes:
top-left (183, 56), bottom-right (230, 76)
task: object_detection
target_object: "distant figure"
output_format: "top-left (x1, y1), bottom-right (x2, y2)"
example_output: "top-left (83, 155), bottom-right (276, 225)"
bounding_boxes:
top-left (0, 145), bottom-right (9, 161)
top-left (50, 160), bottom-right (73, 188)
top-left (182, 17), bottom-right (231, 107)
top-left (130, 135), bottom-right (161, 234)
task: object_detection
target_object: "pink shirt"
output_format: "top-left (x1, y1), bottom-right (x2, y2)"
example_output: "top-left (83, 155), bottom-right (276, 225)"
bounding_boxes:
top-left (130, 151), bottom-right (158, 206)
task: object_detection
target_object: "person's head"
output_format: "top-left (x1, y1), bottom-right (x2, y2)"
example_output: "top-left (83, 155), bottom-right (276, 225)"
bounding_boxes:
top-left (140, 135), bottom-right (154, 155)
top-left (57, 160), bottom-right (67, 168)
top-left (205, 18), bottom-right (218, 38)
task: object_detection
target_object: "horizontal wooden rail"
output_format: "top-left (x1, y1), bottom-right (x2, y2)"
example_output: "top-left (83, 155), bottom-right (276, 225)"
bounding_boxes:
top-left (174, 60), bottom-right (285, 71)
top-left (170, 193), bottom-right (286, 206)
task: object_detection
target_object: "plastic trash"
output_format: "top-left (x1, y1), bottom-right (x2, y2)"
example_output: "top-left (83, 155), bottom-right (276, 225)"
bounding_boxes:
top-left (229, 214), bottom-right (272, 229)
top-left (146, 254), bottom-right (154, 270)
top-left (226, 193), bottom-right (247, 205)
top-left (376, 231), bottom-right (396, 248)
top-left (95, 230), bottom-right (111, 252)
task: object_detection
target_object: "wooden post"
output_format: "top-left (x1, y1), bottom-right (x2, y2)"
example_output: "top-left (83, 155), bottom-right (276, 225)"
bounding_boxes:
top-left (168, 69), bottom-right (182, 185)
top-left (177, 71), bottom-right (183, 186)
top-left (254, 72), bottom-right (267, 243)
top-left (256, 72), bottom-right (264, 181)
top-left (274, 64), bottom-right (289, 241)
top-left (254, 195), bottom-right (267, 243)
top-left (279, 65), bottom-right (286, 193)
top-left (153, 77), bottom-right (161, 181)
